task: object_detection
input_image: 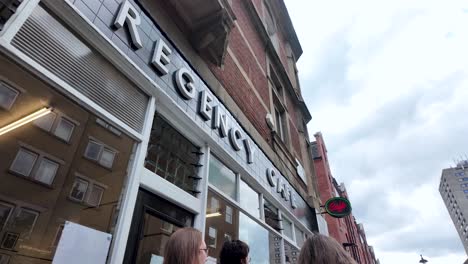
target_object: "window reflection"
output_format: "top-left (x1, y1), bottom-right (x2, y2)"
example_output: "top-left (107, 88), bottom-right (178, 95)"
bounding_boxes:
top-left (264, 199), bottom-right (281, 232)
top-left (282, 216), bottom-right (294, 240)
top-left (239, 213), bottom-right (278, 264)
top-left (208, 156), bottom-right (237, 200)
top-left (0, 57), bottom-right (136, 263)
top-left (294, 226), bottom-right (305, 247)
top-left (205, 190), bottom-right (239, 261)
top-left (239, 179), bottom-right (259, 218)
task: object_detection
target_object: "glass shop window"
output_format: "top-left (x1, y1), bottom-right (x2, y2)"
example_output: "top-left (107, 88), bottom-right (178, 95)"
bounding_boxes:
top-left (208, 156), bottom-right (237, 200)
top-left (205, 190), bottom-right (240, 261)
top-left (264, 199), bottom-right (281, 232)
top-left (145, 114), bottom-right (202, 197)
top-left (0, 62), bottom-right (137, 263)
top-left (239, 179), bottom-right (260, 218)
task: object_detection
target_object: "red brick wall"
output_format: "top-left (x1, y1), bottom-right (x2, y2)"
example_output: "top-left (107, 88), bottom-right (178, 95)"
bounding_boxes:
top-left (289, 119), bottom-right (301, 159)
top-left (209, 53), bottom-right (270, 142)
top-left (231, 0), bottom-right (267, 73)
top-left (227, 27), bottom-right (270, 103)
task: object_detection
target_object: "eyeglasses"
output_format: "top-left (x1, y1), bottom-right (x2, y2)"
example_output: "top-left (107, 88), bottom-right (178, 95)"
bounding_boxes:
top-left (199, 248), bottom-right (209, 254)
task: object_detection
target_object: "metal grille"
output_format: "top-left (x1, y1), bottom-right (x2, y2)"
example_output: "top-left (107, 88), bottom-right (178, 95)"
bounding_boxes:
top-left (0, 0), bottom-right (22, 31)
top-left (11, 5), bottom-right (148, 132)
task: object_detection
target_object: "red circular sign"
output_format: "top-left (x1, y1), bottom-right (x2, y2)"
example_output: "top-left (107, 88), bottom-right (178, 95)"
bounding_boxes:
top-left (324, 197), bottom-right (352, 218)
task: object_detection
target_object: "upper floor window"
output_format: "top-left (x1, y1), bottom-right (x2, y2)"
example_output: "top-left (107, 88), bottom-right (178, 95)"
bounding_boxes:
top-left (208, 156), bottom-right (237, 200)
top-left (69, 174), bottom-right (106, 207)
top-left (269, 66), bottom-right (288, 144)
top-left (0, 81), bottom-right (19, 110)
top-left (264, 1), bottom-right (279, 51)
top-left (84, 139), bottom-right (117, 169)
top-left (34, 112), bottom-right (76, 142)
top-left (10, 147), bottom-right (60, 185)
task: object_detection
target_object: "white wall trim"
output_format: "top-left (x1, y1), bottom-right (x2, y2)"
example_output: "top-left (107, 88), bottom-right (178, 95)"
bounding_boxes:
top-left (107, 96), bottom-right (156, 264)
top-left (194, 145), bottom-right (210, 235)
top-left (140, 168), bottom-right (201, 214)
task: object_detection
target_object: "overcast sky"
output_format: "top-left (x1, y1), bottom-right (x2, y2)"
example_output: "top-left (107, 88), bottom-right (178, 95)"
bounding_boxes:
top-left (285, 0), bottom-right (468, 263)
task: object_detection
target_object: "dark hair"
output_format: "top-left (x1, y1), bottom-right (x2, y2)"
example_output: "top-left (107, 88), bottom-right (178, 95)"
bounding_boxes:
top-left (298, 233), bottom-right (357, 264)
top-left (163, 227), bottom-right (203, 264)
top-left (219, 240), bottom-right (250, 264)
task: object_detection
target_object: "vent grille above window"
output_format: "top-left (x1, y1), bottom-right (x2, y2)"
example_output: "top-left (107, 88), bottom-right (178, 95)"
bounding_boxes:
top-left (11, 5), bottom-right (148, 132)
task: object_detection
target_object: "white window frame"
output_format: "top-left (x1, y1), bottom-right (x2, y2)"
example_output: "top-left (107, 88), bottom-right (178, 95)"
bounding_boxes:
top-left (69, 174), bottom-right (107, 207)
top-left (9, 147), bottom-right (60, 185)
top-left (208, 226), bottom-right (217, 248)
top-left (0, 81), bottom-right (20, 110)
top-left (225, 205), bottom-right (233, 224)
top-left (34, 111), bottom-right (78, 142)
top-left (84, 138), bottom-right (118, 169)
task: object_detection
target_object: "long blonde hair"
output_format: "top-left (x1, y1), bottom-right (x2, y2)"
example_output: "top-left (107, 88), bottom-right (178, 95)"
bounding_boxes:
top-left (298, 233), bottom-right (358, 264)
top-left (163, 227), bottom-right (203, 264)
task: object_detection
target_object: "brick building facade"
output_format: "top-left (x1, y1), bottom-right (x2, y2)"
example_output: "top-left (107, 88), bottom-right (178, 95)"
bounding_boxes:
top-left (312, 132), bottom-right (379, 264)
top-left (0, 0), bottom-right (320, 263)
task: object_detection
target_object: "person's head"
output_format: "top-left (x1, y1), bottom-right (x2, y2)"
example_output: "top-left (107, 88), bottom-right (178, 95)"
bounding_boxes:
top-left (163, 227), bottom-right (208, 264)
top-left (219, 239), bottom-right (250, 264)
top-left (298, 233), bottom-right (357, 264)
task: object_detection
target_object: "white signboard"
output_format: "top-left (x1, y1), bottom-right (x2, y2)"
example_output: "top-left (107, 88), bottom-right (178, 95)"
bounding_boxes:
top-left (53, 221), bottom-right (112, 264)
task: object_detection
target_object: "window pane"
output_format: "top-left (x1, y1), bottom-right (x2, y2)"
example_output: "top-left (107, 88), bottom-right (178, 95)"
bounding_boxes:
top-left (11, 209), bottom-right (38, 238)
top-left (0, 202), bottom-right (14, 231)
top-left (34, 112), bottom-right (56, 132)
top-left (239, 212), bottom-right (272, 264)
top-left (88, 185), bottom-right (104, 207)
top-left (282, 216), bottom-right (293, 240)
top-left (205, 191), bottom-right (239, 261)
top-left (84, 140), bottom-right (102, 160)
top-left (70, 178), bottom-right (89, 201)
top-left (0, 82), bottom-right (18, 110)
top-left (54, 118), bottom-right (74, 141)
top-left (208, 227), bottom-right (217, 248)
top-left (35, 159), bottom-right (59, 185)
top-left (225, 206), bottom-right (233, 224)
top-left (145, 115), bottom-right (201, 197)
top-left (294, 226), bottom-right (304, 247)
top-left (209, 156), bottom-right (237, 200)
top-left (100, 148), bottom-right (115, 168)
top-left (10, 148), bottom-right (38, 176)
top-left (239, 179), bottom-right (259, 218)
top-left (264, 199), bottom-right (281, 232)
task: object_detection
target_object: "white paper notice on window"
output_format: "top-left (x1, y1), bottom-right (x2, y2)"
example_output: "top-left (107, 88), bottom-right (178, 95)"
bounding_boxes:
top-left (53, 221), bottom-right (112, 264)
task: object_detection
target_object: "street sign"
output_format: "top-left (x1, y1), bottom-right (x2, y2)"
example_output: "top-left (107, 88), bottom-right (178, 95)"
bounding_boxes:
top-left (324, 197), bottom-right (352, 218)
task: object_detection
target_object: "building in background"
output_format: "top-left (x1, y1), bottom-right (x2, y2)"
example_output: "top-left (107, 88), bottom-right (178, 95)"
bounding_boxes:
top-left (312, 132), bottom-right (379, 264)
top-left (0, 0), bottom-right (320, 263)
top-left (439, 160), bottom-right (468, 255)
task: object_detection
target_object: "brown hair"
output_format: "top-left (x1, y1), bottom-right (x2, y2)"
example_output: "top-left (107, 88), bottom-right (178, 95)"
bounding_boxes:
top-left (163, 227), bottom-right (203, 264)
top-left (298, 233), bottom-right (358, 264)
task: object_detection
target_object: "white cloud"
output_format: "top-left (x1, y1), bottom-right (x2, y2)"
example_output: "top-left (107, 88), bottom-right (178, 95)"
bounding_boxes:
top-left (286, 0), bottom-right (468, 262)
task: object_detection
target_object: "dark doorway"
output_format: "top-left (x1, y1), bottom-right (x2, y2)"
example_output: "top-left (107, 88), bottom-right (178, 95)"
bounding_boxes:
top-left (123, 189), bottom-right (194, 264)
